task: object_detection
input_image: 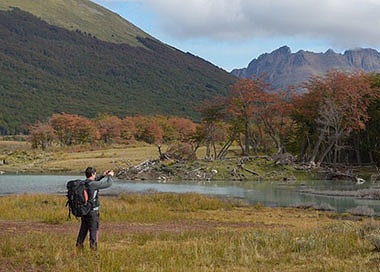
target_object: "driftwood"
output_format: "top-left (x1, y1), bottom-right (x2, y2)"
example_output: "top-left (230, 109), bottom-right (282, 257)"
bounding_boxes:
top-left (238, 161), bottom-right (259, 176)
top-left (272, 152), bottom-right (295, 165)
top-left (239, 166), bottom-right (259, 176)
top-left (324, 169), bottom-right (365, 184)
top-left (114, 159), bottom-right (160, 180)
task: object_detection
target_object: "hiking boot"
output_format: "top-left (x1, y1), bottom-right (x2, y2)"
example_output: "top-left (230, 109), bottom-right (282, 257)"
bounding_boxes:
top-left (76, 243), bottom-right (84, 250)
top-left (90, 242), bottom-right (98, 252)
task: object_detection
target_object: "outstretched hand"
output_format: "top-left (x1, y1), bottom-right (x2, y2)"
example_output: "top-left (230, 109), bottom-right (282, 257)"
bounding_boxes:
top-left (103, 170), bottom-right (114, 177)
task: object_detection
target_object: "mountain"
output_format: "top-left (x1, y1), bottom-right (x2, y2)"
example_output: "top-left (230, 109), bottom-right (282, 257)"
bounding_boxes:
top-left (0, 3), bottom-right (237, 134)
top-left (0, 0), bottom-right (152, 46)
top-left (231, 46), bottom-right (380, 90)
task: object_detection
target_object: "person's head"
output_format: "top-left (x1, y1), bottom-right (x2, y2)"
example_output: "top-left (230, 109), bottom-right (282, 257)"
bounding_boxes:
top-left (85, 167), bottom-right (96, 179)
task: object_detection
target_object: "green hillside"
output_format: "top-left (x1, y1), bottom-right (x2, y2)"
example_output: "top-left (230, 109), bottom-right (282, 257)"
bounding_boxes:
top-left (0, 8), bottom-right (237, 134)
top-left (0, 0), bottom-right (151, 46)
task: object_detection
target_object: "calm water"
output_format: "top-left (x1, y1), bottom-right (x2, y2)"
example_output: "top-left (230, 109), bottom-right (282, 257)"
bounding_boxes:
top-left (1, 174), bottom-right (380, 215)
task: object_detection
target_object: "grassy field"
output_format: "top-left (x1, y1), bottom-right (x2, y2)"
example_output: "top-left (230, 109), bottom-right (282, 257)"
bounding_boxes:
top-left (0, 141), bottom-right (160, 174)
top-left (0, 193), bottom-right (380, 271)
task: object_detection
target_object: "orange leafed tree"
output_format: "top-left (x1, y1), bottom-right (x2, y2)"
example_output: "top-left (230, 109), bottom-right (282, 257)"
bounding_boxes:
top-left (96, 114), bottom-right (123, 143)
top-left (50, 113), bottom-right (96, 146)
top-left (152, 115), bottom-right (179, 143)
top-left (169, 117), bottom-right (198, 142)
top-left (28, 122), bottom-right (55, 150)
top-left (293, 70), bottom-right (379, 164)
top-left (133, 116), bottom-right (164, 144)
top-left (256, 89), bottom-right (295, 154)
top-left (227, 76), bottom-right (293, 155)
top-left (228, 77), bottom-right (270, 155)
top-left (121, 116), bottom-right (137, 141)
top-left (197, 96), bottom-right (229, 159)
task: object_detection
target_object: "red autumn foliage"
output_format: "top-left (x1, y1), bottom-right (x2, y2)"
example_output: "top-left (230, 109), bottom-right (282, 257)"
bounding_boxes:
top-left (168, 117), bottom-right (198, 142)
top-left (28, 122), bottom-right (55, 149)
top-left (50, 113), bottom-right (96, 145)
top-left (95, 114), bottom-right (123, 143)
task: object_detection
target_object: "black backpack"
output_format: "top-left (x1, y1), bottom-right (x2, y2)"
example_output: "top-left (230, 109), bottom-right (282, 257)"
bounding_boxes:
top-left (66, 179), bottom-right (92, 218)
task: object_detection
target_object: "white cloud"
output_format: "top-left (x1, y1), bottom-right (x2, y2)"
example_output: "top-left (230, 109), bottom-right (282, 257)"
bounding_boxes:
top-left (91, 0), bottom-right (380, 70)
top-left (138, 0), bottom-right (380, 49)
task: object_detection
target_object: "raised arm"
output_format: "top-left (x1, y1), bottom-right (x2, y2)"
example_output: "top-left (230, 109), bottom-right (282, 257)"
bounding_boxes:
top-left (91, 170), bottom-right (114, 190)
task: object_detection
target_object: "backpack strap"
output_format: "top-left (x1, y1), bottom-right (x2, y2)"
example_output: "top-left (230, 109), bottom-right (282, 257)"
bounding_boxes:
top-left (92, 190), bottom-right (98, 201)
top-left (66, 195), bottom-right (77, 220)
top-left (83, 180), bottom-right (96, 209)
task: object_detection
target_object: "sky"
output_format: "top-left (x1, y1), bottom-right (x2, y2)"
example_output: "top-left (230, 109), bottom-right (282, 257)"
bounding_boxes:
top-left (91, 0), bottom-right (380, 72)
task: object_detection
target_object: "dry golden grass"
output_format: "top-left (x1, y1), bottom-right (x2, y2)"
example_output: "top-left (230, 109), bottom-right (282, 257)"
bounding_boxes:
top-left (0, 140), bottom-right (30, 152)
top-left (0, 140), bottom-right (209, 175)
top-left (0, 193), bottom-right (379, 271)
top-left (0, 141), bottom-right (160, 173)
top-left (44, 146), bottom-right (159, 172)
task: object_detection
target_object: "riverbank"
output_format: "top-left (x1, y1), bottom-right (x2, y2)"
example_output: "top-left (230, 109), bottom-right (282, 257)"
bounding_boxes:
top-left (0, 140), bottom-right (327, 182)
top-left (1, 193), bottom-right (380, 271)
top-left (1, 140), bottom-right (378, 185)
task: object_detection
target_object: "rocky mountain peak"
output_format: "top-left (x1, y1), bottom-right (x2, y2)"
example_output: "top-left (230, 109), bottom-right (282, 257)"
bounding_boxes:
top-left (231, 46), bottom-right (380, 90)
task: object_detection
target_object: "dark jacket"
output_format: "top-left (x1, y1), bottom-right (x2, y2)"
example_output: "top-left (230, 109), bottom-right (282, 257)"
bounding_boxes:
top-left (85, 174), bottom-right (113, 211)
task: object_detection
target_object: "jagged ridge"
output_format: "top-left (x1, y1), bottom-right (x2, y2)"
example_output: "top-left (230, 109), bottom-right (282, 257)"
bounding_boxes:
top-left (231, 46), bottom-right (380, 89)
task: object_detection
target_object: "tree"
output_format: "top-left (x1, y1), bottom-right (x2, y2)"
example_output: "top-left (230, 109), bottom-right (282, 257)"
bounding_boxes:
top-left (364, 73), bottom-right (380, 163)
top-left (50, 113), bottom-right (96, 146)
top-left (95, 114), bottom-right (123, 143)
top-left (256, 89), bottom-right (295, 154)
top-left (121, 116), bottom-right (137, 141)
top-left (293, 70), bottom-right (378, 165)
top-left (197, 97), bottom-right (227, 159)
top-left (133, 116), bottom-right (164, 144)
top-left (227, 76), bottom-right (293, 156)
top-left (28, 122), bottom-right (55, 149)
top-left (153, 115), bottom-right (178, 143)
top-left (169, 117), bottom-right (198, 143)
top-left (228, 77), bottom-right (270, 155)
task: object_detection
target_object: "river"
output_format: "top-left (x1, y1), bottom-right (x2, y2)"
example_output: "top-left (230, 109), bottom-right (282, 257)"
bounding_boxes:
top-left (1, 174), bottom-right (380, 215)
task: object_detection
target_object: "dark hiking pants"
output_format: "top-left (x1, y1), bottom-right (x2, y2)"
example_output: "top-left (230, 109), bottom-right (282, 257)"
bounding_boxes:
top-left (76, 210), bottom-right (99, 250)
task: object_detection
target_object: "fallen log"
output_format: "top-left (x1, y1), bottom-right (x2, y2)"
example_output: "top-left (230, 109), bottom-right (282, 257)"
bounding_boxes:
top-left (238, 163), bottom-right (259, 176)
top-left (324, 169), bottom-right (365, 184)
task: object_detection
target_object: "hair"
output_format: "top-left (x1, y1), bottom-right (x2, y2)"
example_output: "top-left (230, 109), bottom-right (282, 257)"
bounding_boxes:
top-left (85, 167), bottom-right (96, 178)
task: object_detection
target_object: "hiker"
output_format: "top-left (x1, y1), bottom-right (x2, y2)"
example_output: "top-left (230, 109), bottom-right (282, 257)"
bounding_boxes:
top-left (76, 166), bottom-right (114, 251)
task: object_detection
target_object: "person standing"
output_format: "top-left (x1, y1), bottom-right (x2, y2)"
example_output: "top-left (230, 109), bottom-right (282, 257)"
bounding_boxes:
top-left (76, 166), bottom-right (113, 251)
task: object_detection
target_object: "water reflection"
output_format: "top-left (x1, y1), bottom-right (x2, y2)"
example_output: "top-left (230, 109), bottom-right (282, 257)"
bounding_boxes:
top-left (0, 175), bottom-right (379, 215)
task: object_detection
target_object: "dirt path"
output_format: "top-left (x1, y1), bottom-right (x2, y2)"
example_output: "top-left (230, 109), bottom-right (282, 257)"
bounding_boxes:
top-left (0, 219), bottom-right (285, 236)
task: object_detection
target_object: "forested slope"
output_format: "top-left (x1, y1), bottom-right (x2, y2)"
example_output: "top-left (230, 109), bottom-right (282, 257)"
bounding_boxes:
top-left (0, 8), bottom-right (237, 134)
